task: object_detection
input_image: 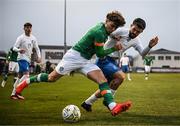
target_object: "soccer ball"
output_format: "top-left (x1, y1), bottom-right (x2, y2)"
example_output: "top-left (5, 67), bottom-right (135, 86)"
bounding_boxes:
top-left (62, 105), bottom-right (81, 123)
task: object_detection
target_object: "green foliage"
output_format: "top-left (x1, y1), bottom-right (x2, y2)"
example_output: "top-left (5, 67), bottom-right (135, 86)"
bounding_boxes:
top-left (0, 73), bottom-right (180, 125)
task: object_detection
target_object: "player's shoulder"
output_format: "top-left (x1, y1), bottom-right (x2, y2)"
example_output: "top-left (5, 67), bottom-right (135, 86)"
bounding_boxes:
top-left (30, 34), bottom-right (37, 41)
top-left (17, 33), bottom-right (25, 39)
top-left (131, 36), bottom-right (141, 44)
top-left (15, 34), bottom-right (24, 42)
top-left (30, 34), bottom-right (36, 39)
top-left (92, 23), bottom-right (105, 33)
top-left (115, 27), bottom-right (128, 33)
top-left (90, 23), bottom-right (107, 40)
top-left (111, 27), bottom-right (128, 37)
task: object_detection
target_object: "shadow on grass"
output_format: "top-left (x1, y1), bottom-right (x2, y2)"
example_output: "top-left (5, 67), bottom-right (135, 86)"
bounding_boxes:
top-left (0, 112), bottom-right (180, 125)
top-left (79, 112), bottom-right (180, 125)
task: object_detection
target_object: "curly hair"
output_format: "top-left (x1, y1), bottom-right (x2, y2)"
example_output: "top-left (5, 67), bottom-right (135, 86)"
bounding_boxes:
top-left (106, 11), bottom-right (126, 28)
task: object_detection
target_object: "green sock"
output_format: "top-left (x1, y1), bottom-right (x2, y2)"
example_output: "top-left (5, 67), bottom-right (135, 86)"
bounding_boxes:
top-left (99, 82), bottom-right (114, 106)
top-left (30, 73), bottom-right (48, 83)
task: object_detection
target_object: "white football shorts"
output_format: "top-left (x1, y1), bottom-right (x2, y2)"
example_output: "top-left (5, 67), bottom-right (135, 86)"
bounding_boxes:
top-left (55, 49), bottom-right (100, 75)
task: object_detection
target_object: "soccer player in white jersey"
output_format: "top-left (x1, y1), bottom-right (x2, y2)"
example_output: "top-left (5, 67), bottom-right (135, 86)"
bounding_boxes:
top-left (81, 18), bottom-right (159, 112)
top-left (10, 22), bottom-right (41, 100)
top-left (120, 53), bottom-right (131, 81)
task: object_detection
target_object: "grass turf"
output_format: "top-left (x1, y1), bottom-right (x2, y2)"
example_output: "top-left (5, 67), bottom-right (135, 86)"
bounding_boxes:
top-left (0, 73), bottom-right (180, 125)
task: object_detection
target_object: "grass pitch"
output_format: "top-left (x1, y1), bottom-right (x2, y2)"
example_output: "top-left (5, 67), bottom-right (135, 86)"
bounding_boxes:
top-left (0, 73), bottom-right (180, 125)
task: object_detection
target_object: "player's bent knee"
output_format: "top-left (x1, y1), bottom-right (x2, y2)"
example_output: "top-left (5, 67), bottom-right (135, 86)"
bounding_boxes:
top-left (115, 72), bottom-right (126, 80)
top-left (119, 73), bottom-right (126, 80)
top-left (121, 74), bottom-right (126, 80)
top-left (48, 70), bottom-right (62, 82)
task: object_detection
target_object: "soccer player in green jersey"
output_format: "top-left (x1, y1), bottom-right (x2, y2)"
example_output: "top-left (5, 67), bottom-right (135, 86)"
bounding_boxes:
top-left (15, 11), bottom-right (132, 116)
top-left (1, 47), bottom-right (19, 87)
top-left (144, 55), bottom-right (153, 80)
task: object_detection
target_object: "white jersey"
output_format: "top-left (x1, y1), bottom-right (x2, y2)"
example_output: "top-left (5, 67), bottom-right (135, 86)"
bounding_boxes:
top-left (14, 33), bottom-right (41, 63)
top-left (104, 28), bottom-right (150, 58)
top-left (120, 56), bottom-right (129, 66)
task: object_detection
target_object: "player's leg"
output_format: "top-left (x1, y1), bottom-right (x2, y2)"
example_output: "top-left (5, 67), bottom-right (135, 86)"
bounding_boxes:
top-left (81, 58), bottom-right (125, 111)
top-left (1, 72), bottom-right (8, 87)
top-left (144, 65), bottom-right (149, 80)
top-left (87, 69), bottom-right (131, 116)
top-left (81, 63), bottom-right (131, 116)
top-left (13, 62), bottom-right (19, 83)
top-left (127, 66), bottom-right (132, 81)
top-left (8, 61), bottom-right (18, 83)
top-left (109, 71), bottom-right (125, 91)
top-left (11, 70), bottom-right (30, 98)
top-left (11, 65), bottom-right (30, 99)
top-left (15, 49), bottom-right (83, 98)
top-left (82, 71), bottom-right (125, 112)
top-left (10, 73), bottom-right (22, 99)
top-left (15, 69), bottom-right (63, 95)
top-left (11, 60), bottom-right (30, 99)
top-left (1, 61), bottom-right (9, 87)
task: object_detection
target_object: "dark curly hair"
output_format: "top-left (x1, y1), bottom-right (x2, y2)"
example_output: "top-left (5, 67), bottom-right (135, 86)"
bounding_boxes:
top-left (106, 11), bottom-right (126, 28)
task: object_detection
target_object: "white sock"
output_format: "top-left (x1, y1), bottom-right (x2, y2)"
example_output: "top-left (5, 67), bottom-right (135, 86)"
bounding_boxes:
top-left (26, 78), bottom-right (30, 84)
top-left (11, 75), bottom-right (29, 96)
top-left (11, 78), bottom-right (20, 96)
top-left (85, 93), bottom-right (98, 105)
top-left (127, 73), bottom-right (131, 80)
top-left (108, 102), bottom-right (117, 110)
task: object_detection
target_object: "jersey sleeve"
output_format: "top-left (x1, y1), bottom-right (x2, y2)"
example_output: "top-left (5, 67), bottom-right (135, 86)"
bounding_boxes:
top-left (110, 28), bottom-right (125, 40)
top-left (33, 37), bottom-right (41, 59)
top-left (94, 32), bottom-right (116, 58)
top-left (133, 38), bottom-right (151, 58)
top-left (13, 36), bottom-right (22, 52)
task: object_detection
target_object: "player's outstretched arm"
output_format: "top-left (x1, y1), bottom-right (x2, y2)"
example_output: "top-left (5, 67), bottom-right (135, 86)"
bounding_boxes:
top-left (148, 36), bottom-right (159, 48)
top-left (95, 41), bottom-right (123, 58)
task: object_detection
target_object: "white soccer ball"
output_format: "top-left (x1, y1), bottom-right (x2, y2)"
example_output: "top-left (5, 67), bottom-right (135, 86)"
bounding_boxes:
top-left (62, 105), bottom-right (81, 123)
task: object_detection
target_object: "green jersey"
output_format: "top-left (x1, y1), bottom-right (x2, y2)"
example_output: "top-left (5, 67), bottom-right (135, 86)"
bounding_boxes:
top-left (144, 56), bottom-right (153, 66)
top-left (73, 23), bottom-right (116, 60)
top-left (7, 48), bottom-right (18, 62)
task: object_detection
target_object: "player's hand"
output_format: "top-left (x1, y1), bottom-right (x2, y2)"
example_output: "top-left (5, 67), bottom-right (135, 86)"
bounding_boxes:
top-left (19, 49), bottom-right (26, 54)
top-left (149, 36), bottom-right (159, 48)
top-left (114, 41), bottom-right (123, 50)
top-left (36, 57), bottom-right (42, 63)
